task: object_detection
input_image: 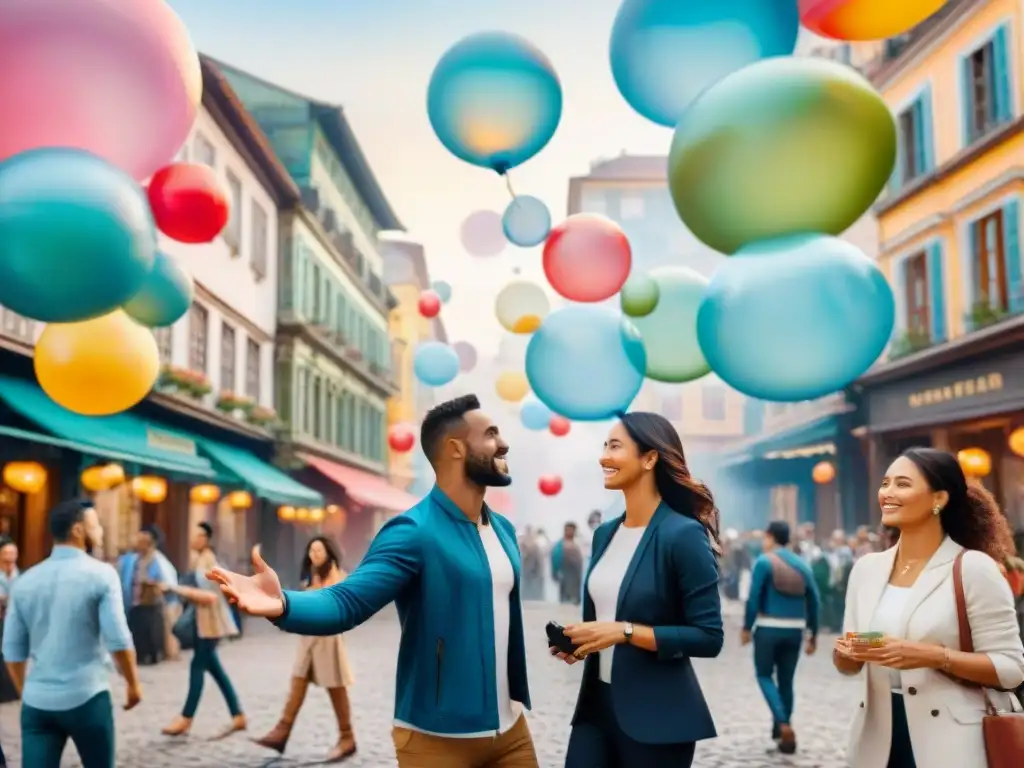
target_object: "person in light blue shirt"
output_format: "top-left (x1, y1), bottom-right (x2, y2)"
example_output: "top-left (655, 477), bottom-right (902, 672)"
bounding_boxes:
top-left (2, 498), bottom-right (142, 768)
top-left (741, 520), bottom-right (820, 757)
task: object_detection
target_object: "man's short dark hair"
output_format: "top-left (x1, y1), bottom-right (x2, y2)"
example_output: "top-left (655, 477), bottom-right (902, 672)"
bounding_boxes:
top-left (142, 524), bottom-right (164, 549)
top-left (49, 499), bottom-right (91, 542)
top-left (420, 395), bottom-right (481, 465)
top-left (767, 520), bottom-right (791, 547)
top-left (197, 521), bottom-right (213, 540)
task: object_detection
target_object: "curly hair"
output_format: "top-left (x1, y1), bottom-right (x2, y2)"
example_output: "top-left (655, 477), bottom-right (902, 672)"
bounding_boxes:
top-left (901, 447), bottom-right (1016, 563)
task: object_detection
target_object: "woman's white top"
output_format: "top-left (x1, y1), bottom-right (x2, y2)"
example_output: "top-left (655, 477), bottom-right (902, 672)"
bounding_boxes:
top-left (586, 525), bottom-right (646, 684)
top-left (869, 584), bottom-right (912, 692)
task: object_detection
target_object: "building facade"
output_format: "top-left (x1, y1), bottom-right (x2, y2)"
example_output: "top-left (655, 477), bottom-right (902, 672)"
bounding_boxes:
top-left (221, 63), bottom-right (418, 563)
top-left (849, 0), bottom-right (1024, 534)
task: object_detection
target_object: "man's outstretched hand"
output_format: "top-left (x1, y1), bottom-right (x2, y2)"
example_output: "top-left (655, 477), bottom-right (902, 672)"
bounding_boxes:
top-left (207, 545), bottom-right (285, 619)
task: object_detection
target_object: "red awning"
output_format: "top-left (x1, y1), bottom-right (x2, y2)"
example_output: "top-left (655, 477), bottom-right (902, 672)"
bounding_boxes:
top-left (299, 453), bottom-right (419, 513)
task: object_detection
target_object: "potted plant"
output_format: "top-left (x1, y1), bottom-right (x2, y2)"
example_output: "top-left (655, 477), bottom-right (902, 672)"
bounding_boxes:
top-left (247, 405), bottom-right (278, 428)
top-left (967, 297), bottom-right (1007, 331)
top-left (215, 391), bottom-right (255, 415)
top-left (181, 370), bottom-right (212, 399)
top-left (889, 329), bottom-right (931, 360)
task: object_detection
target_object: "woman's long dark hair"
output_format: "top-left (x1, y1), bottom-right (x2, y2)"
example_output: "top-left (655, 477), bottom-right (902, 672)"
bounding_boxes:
top-left (299, 535), bottom-right (343, 584)
top-left (620, 412), bottom-right (722, 556)
top-left (901, 447), bottom-right (1016, 562)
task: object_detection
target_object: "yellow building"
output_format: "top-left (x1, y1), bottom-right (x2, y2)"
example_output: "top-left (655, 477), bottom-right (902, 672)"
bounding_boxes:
top-left (851, 0), bottom-right (1024, 531)
top-left (381, 237), bottom-right (447, 491)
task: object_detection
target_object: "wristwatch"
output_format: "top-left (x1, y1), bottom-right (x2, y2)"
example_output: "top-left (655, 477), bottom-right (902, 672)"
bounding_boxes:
top-left (623, 622), bottom-right (634, 642)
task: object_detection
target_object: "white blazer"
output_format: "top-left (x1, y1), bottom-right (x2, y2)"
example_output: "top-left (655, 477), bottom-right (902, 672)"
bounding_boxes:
top-left (842, 536), bottom-right (1024, 768)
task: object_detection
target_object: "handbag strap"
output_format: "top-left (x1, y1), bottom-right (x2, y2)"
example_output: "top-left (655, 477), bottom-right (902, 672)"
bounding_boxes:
top-left (953, 550), bottom-right (1003, 715)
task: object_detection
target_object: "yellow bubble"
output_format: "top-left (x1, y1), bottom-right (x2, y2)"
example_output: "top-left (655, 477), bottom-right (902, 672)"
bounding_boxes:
top-left (496, 371), bottom-right (530, 402)
top-left (495, 280), bottom-right (550, 334)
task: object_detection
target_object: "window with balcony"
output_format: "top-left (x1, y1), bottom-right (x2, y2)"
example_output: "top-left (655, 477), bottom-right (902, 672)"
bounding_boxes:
top-left (971, 209), bottom-right (1007, 312)
top-left (962, 26), bottom-right (1012, 145)
top-left (224, 171), bottom-right (242, 251)
top-left (251, 201), bottom-right (268, 280)
top-left (153, 326), bottom-right (172, 364)
top-left (904, 252), bottom-right (930, 336)
top-left (891, 89), bottom-right (933, 191)
top-left (220, 323), bottom-right (236, 393)
top-left (188, 304), bottom-right (208, 372)
top-left (701, 386), bottom-right (726, 421)
top-left (194, 132), bottom-right (216, 167)
top-left (245, 339), bottom-right (260, 400)
top-left (893, 242), bottom-right (946, 357)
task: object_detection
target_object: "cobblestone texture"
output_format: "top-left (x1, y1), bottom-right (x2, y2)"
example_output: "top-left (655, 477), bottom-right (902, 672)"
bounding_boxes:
top-left (0, 601), bottom-right (857, 767)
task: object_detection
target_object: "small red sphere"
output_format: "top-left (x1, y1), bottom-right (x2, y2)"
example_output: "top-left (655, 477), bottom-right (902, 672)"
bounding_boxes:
top-left (147, 162), bottom-right (229, 244)
top-left (548, 416), bottom-right (571, 437)
top-left (388, 425), bottom-right (416, 453)
top-left (418, 290), bottom-right (442, 318)
top-left (538, 475), bottom-right (563, 496)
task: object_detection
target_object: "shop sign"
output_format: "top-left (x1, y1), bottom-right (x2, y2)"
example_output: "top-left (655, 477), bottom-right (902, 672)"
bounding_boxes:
top-left (146, 428), bottom-right (196, 455)
top-left (908, 373), bottom-right (1004, 408)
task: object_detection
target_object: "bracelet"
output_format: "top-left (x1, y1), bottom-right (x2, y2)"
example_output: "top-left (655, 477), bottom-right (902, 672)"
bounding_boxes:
top-left (942, 647), bottom-right (951, 672)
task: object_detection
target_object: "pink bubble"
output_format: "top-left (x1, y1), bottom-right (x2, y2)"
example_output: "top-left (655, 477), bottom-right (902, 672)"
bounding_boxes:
top-left (460, 210), bottom-right (505, 257)
top-left (453, 341), bottom-right (477, 372)
top-left (0, 0), bottom-right (202, 181)
top-left (542, 213), bottom-right (632, 302)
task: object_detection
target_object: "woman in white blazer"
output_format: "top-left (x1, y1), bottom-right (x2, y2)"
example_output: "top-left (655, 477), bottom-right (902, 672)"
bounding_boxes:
top-left (835, 447), bottom-right (1024, 768)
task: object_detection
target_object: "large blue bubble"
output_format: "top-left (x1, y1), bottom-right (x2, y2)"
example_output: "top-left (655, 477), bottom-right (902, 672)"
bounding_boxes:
top-left (520, 397), bottom-right (553, 430)
top-left (0, 148), bottom-right (156, 322)
top-left (427, 32), bottom-right (563, 173)
top-left (610, 0), bottom-right (799, 128)
top-left (526, 305), bottom-right (646, 421)
top-left (503, 195), bottom-right (551, 247)
top-left (696, 234), bottom-right (894, 401)
top-left (414, 341), bottom-right (460, 387)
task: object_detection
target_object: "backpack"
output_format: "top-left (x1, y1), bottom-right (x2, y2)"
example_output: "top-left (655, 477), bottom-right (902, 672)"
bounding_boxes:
top-left (769, 553), bottom-right (807, 597)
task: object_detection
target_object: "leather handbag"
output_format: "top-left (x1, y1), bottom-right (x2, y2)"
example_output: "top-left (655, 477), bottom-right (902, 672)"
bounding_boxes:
top-left (952, 550), bottom-right (1024, 768)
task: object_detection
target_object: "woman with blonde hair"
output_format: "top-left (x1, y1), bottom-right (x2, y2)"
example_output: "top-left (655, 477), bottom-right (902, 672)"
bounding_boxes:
top-left (835, 447), bottom-right (1024, 767)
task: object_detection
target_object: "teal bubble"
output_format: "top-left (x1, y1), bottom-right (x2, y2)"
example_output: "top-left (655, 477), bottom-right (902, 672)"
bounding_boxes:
top-left (414, 342), bottom-right (460, 387)
top-left (620, 273), bottom-right (660, 317)
top-left (520, 398), bottom-right (553, 430)
top-left (432, 280), bottom-right (452, 303)
top-left (630, 266), bottom-right (710, 383)
top-left (503, 195), bottom-right (551, 247)
top-left (123, 252), bottom-right (194, 327)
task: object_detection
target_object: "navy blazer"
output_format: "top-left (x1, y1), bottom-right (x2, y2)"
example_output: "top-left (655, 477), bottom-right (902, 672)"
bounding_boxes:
top-left (571, 502), bottom-right (723, 745)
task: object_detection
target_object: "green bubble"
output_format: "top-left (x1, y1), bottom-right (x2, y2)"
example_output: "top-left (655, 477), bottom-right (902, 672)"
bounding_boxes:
top-left (631, 266), bottom-right (710, 383)
top-left (620, 273), bottom-right (660, 317)
top-left (668, 57), bottom-right (896, 255)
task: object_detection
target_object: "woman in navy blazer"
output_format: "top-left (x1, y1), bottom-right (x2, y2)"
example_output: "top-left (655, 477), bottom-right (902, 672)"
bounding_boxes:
top-left (552, 412), bottom-right (724, 768)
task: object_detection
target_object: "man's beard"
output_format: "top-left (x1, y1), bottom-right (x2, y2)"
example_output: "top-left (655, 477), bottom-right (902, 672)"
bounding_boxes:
top-left (465, 451), bottom-right (511, 487)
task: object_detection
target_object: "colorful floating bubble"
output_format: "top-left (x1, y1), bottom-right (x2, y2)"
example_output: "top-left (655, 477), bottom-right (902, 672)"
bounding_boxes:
top-left (461, 210), bottom-right (506, 257)
top-left (432, 280), bottom-right (453, 303)
top-left (549, 415), bottom-right (571, 437)
top-left (35, 310), bottom-right (160, 416)
top-left (0, 0), bottom-right (202, 181)
top-left (427, 32), bottom-right (562, 173)
top-left (419, 290), bottom-right (442, 319)
top-left (620, 273), bottom-right (660, 317)
top-left (669, 56), bottom-right (896, 255)
top-left (610, 0), bottom-right (799, 127)
top-left (543, 214), bottom-right (632, 302)
top-left (0, 148), bottom-right (156, 323)
top-left (123, 252), bottom-right (194, 328)
top-left (538, 474), bottom-right (563, 496)
top-left (496, 371), bottom-right (530, 403)
top-left (502, 195), bottom-right (552, 247)
top-left (526, 305), bottom-right (646, 421)
top-left (147, 162), bottom-right (229, 244)
top-left (630, 267), bottom-right (710, 383)
top-left (800, 0), bottom-right (947, 42)
top-left (495, 281), bottom-right (551, 334)
top-left (696, 234), bottom-right (894, 401)
top-left (453, 341), bottom-right (477, 372)
top-left (520, 398), bottom-right (553, 431)
top-left (413, 342), bottom-right (460, 387)
top-left (388, 424), bottom-right (416, 453)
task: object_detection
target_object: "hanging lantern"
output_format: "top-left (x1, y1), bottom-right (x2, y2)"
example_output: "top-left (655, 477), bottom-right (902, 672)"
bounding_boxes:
top-left (812, 461), bottom-right (836, 485)
top-left (189, 484), bottom-right (221, 504)
top-left (2, 462), bottom-right (47, 494)
top-left (957, 447), bottom-right (991, 478)
top-left (132, 476), bottom-right (167, 503)
top-left (277, 505), bottom-right (296, 522)
top-left (326, 504), bottom-right (341, 515)
top-left (228, 491), bottom-right (252, 510)
top-left (1009, 427), bottom-right (1024, 458)
top-left (81, 463), bottom-right (125, 492)
top-left (309, 507), bottom-right (326, 523)
top-left (295, 507), bottom-right (311, 523)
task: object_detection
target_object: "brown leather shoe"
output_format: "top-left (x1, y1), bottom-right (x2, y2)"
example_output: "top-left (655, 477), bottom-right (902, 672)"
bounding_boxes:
top-left (325, 687), bottom-right (357, 762)
top-left (161, 716), bottom-right (192, 737)
top-left (778, 724), bottom-right (797, 754)
top-left (253, 677), bottom-right (309, 753)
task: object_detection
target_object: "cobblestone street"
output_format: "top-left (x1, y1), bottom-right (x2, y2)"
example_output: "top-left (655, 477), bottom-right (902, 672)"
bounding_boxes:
top-left (0, 602), bottom-right (858, 767)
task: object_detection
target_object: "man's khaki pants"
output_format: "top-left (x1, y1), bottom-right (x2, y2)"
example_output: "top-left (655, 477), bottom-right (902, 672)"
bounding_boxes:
top-left (392, 714), bottom-right (539, 768)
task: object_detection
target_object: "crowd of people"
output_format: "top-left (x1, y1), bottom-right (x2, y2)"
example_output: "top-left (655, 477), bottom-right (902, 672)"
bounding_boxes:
top-left (1, 394), bottom-right (1023, 767)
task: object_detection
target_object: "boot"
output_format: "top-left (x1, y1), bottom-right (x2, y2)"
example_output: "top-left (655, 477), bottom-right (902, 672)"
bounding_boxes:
top-left (253, 677), bottom-right (308, 754)
top-left (778, 723), bottom-right (797, 754)
top-left (325, 687), bottom-right (357, 762)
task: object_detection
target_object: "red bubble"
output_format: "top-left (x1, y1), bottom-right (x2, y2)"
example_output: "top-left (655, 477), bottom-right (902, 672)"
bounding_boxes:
top-left (538, 474), bottom-right (562, 496)
top-left (418, 290), bottom-right (442, 318)
top-left (548, 415), bottom-right (570, 437)
top-left (542, 214), bottom-right (631, 302)
top-left (388, 424), bottom-right (416, 453)
top-left (147, 162), bottom-right (228, 244)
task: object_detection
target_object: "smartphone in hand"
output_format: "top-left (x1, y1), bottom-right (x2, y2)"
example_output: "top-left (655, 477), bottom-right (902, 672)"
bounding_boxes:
top-left (546, 621), bottom-right (579, 655)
